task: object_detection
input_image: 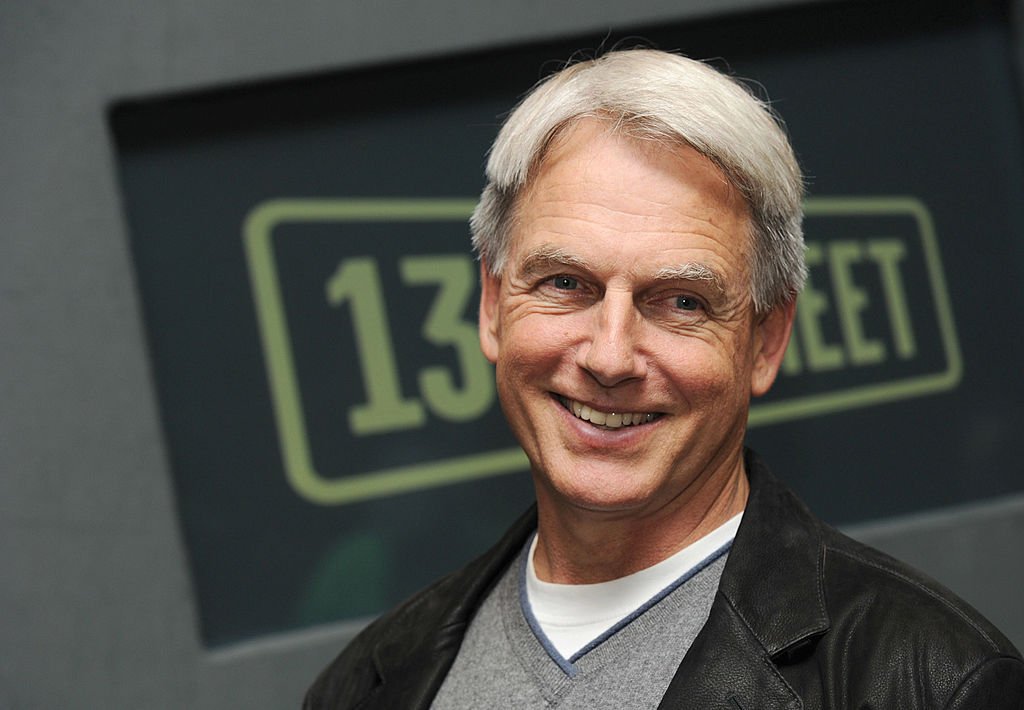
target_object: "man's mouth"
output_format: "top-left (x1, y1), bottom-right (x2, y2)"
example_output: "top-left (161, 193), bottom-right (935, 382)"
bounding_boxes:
top-left (557, 396), bottom-right (661, 430)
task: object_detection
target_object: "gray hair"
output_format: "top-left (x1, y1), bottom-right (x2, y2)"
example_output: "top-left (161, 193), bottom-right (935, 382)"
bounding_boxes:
top-left (470, 48), bottom-right (805, 312)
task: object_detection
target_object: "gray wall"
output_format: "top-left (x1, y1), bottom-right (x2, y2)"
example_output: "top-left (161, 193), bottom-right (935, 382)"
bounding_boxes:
top-left (2, 1), bottom-right (1022, 708)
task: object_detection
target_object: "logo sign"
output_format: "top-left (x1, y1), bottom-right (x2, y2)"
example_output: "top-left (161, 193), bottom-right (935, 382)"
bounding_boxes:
top-left (752, 197), bottom-right (962, 425)
top-left (244, 199), bottom-right (527, 506)
top-left (244, 195), bottom-right (961, 506)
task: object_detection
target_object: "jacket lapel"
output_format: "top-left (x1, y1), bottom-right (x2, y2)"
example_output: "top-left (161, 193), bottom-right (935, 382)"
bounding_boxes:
top-left (659, 452), bottom-right (830, 709)
top-left (364, 507), bottom-right (538, 710)
top-left (658, 597), bottom-right (802, 709)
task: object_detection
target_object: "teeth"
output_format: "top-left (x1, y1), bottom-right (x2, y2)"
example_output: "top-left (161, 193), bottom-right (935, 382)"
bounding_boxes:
top-left (559, 397), bottom-right (658, 429)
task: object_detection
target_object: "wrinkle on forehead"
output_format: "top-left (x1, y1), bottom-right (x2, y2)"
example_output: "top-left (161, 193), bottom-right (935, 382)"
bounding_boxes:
top-left (516, 121), bottom-right (751, 245)
top-left (509, 119), bottom-right (753, 301)
top-left (532, 118), bottom-right (748, 209)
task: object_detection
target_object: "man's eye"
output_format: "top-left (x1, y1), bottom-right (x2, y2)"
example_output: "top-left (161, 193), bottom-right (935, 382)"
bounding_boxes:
top-left (675, 295), bottom-right (701, 311)
top-left (551, 276), bottom-right (579, 290)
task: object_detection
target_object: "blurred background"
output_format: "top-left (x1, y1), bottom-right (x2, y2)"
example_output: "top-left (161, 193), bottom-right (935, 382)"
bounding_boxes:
top-left (3, 0), bottom-right (1023, 707)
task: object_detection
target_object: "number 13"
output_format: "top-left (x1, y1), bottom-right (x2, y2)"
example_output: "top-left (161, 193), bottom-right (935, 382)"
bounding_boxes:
top-left (326, 254), bottom-right (495, 436)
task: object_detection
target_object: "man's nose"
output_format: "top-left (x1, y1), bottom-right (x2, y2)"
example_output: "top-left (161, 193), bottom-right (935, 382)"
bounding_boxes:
top-left (576, 291), bottom-right (647, 387)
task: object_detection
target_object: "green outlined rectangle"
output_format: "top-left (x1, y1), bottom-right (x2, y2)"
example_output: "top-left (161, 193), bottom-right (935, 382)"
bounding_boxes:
top-left (748, 197), bottom-right (962, 427)
top-left (244, 196), bottom-right (962, 505)
top-left (243, 199), bottom-right (529, 506)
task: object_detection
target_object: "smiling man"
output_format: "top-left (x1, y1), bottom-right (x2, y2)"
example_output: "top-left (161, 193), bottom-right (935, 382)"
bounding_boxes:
top-left (477, 118), bottom-right (777, 588)
top-left (305, 49), bottom-right (1024, 709)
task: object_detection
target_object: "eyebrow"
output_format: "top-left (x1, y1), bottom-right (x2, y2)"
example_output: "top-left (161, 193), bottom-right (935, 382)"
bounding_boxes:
top-left (518, 245), bottom-right (592, 278)
top-left (517, 244), bottom-right (725, 293)
top-left (654, 263), bottom-right (724, 293)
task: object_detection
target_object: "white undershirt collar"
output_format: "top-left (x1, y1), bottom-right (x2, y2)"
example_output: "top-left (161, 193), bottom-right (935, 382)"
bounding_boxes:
top-left (525, 512), bottom-right (742, 660)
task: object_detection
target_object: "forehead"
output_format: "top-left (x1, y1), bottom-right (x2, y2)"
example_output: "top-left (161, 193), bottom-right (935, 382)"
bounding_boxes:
top-left (511, 119), bottom-right (751, 278)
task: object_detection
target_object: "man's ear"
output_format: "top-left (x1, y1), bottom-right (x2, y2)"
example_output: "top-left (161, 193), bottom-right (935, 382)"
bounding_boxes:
top-left (750, 297), bottom-right (797, 398)
top-left (479, 261), bottom-right (501, 364)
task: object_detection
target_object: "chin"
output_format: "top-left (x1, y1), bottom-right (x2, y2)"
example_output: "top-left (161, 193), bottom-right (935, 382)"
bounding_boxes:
top-left (546, 474), bottom-right (660, 515)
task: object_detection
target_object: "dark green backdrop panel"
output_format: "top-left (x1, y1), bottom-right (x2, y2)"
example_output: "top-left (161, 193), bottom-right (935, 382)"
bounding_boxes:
top-left (111, 0), bottom-right (1024, 645)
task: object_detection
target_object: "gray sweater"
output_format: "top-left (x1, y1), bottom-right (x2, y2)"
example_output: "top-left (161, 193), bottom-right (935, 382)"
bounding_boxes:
top-left (431, 542), bottom-right (727, 709)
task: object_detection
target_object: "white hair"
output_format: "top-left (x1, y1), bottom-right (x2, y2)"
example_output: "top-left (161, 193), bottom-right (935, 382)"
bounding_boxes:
top-left (470, 49), bottom-right (806, 312)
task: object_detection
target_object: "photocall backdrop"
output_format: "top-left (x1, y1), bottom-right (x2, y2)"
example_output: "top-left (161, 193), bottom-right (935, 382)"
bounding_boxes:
top-left (110, 0), bottom-right (1024, 645)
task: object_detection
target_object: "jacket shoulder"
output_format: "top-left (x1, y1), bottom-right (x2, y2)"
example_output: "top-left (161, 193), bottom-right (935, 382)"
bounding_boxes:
top-left (821, 525), bottom-right (1018, 653)
top-left (816, 524), bottom-right (1024, 705)
top-left (303, 506), bottom-right (537, 709)
top-left (302, 569), bottom-right (465, 709)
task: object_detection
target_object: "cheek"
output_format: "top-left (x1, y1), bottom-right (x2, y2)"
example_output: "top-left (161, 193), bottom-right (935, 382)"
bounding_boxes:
top-left (500, 313), bottom-right (579, 361)
top-left (497, 339), bottom-right (566, 384)
top-left (655, 338), bottom-right (748, 401)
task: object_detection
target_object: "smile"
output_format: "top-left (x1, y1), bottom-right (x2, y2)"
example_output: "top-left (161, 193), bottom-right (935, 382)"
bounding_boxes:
top-left (557, 396), bottom-right (661, 429)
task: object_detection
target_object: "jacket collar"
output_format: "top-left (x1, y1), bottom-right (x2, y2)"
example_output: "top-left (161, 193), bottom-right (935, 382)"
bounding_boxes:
top-left (364, 451), bottom-right (829, 709)
top-left (720, 449), bottom-right (830, 659)
top-left (367, 506), bottom-right (538, 709)
top-left (658, 450), bottom-right (830, 709)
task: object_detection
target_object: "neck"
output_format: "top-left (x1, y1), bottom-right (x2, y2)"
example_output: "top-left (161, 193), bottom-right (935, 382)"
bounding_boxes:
top-left (532, 454), bottom-right (749, 584)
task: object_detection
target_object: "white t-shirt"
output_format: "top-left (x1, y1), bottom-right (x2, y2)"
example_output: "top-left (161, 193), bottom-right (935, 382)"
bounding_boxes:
top-left (525, 513), bottom-right (742, 659)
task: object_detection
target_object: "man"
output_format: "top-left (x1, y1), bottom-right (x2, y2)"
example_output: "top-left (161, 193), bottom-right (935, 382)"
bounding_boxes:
top-left (305, 49), bottom-right (1024, 708)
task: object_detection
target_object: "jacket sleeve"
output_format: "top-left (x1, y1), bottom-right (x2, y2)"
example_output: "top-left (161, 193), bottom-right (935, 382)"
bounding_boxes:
top-left (944, 656), bottom-right (1024, 709)
top-left (302, 628), bottom-right (381, 710)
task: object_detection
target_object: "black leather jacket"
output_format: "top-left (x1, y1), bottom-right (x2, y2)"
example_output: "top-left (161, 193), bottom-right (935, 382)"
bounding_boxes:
top-left (305, 452), bottom-right (1024, 709)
